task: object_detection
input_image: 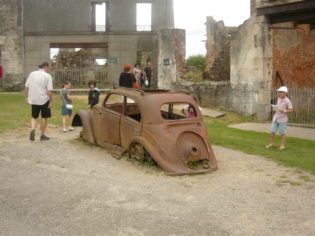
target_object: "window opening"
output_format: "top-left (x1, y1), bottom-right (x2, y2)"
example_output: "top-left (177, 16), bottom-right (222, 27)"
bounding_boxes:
top-left (104, 94), bottom-right (124, 113)
top-left (93, 2), bottom-right (107, 32)
top-left (50, 48), bottom-right (59, 61)
top-left (137, 3), bottom-right (152, 31)
top-left (160, 103), bottom-right (197, 120)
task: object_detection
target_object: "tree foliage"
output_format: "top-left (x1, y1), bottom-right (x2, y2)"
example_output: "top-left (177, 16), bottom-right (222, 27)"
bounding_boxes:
top-left (186, 55), bottom-right (206, 71)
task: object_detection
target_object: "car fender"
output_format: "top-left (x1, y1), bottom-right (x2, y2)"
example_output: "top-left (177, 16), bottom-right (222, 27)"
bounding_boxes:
top-left (72, 110), bottom-right (96, 145)
top-left (129, 136), bottom-right (192, 175)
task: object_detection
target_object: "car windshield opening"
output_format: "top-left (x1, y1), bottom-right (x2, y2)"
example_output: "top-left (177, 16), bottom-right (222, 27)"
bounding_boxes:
top-left (104, 94), bottom-right (124, 114)
top-left (160, 103), bottom-right (197, 120)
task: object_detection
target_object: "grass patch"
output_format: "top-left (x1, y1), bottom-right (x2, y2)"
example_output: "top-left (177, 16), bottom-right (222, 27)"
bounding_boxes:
top-left (0, 92), bottom-right (89, 132)
top-left (206, 116), bottom-right (315, 175)
top-left (184, 70), bottom-right (203, 83)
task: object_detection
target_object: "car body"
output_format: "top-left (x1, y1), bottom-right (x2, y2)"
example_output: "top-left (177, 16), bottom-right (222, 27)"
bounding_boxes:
top-left (72, 88), bottom-right (217, 175)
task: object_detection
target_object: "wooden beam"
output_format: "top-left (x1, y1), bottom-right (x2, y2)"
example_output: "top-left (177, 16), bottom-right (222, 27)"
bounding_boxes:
top-left (257, 1), bottom-right (315, 16)
top-left (268, 11), bottom-right (315, 24)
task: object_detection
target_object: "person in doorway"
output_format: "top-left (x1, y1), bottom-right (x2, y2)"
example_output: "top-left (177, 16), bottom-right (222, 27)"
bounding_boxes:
top-left (88, 79), bottom-right (100, 108)
top-left (265, 86), bottom-right (293, 150)
top-left (133, 63), bottom-right (141, 86)
top-left (60, 81), bottom-right (74, 132)
top-left (25, 62), bottom-right (53, 141)
top-left (119, 64), bottom-right (136, 88)
top-left (144, 60), bottom-right (152, 88)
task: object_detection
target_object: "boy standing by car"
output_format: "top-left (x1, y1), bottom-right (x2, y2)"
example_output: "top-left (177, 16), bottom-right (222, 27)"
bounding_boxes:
top-left (88, 80), bottom-right (100, 108)
top-left (60, 81), bottom-right (74, 132)
top-left (266, 86), bottom-right (293, 150)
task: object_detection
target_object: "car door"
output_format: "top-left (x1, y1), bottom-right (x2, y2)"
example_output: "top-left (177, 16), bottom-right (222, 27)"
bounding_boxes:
top-left (92, 93), bottom-right (124, 147)
top-left (120, 97), bottom-right (142, 149)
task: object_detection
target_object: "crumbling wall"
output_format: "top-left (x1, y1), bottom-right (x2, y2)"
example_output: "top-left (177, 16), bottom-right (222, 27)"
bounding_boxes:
top-left (230, 16), bottom-right (272, 120)
top-left (272, 23), bottom-right (315, 88)
top-left (0, 0), bottom-right (24, 90)
top-left (176, 15), bottom-right (273, 120)
top-left (205, 17), bottom-right (236, 81)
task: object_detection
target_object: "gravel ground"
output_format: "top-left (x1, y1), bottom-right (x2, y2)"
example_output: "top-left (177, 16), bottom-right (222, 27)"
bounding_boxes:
top-left (0, 126), bottom-right (314, 236)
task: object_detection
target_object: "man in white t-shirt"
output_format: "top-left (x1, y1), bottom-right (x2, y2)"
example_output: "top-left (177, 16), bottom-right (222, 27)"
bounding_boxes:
top-left (25, 62), bottom-right (53, 141)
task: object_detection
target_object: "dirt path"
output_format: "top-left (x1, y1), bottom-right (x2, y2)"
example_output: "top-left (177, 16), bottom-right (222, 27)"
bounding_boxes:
top-left (0, 127), bottom-right (314, 235)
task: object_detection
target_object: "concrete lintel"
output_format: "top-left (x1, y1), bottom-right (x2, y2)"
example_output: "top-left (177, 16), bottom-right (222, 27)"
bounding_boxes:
top-left (24, 31), bottom-right (159, 37)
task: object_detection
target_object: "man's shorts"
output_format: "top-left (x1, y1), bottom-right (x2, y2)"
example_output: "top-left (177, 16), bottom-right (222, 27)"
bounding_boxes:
top-left (61, 105), bottom-right (72, 116)
top-left (31, 101), bottom-right (51, 119)
top-left (270, 122), bottom-right (287, 135)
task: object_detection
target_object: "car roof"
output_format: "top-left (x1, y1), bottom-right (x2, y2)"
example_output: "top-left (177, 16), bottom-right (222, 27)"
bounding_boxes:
top-left (108, 88), bottom-right (200, 124)
top-left (111, 87), bottom-right (190, 97)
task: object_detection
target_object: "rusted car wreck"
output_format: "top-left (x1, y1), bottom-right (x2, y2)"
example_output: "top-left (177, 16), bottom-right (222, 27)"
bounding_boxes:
top-left (72, 88), bottom-right (217, 175)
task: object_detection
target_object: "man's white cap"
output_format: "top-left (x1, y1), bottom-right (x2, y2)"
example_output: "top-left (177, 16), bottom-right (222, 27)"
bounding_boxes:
top-left (277, 86), bottom-right (288, 93)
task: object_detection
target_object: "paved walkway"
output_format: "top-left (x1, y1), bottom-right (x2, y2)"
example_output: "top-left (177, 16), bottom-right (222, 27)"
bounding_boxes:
top-left (229, 123), bottom-right (315, 141)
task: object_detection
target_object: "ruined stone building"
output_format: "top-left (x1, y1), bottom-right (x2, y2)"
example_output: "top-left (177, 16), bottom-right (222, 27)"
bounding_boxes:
top-left (184, 0), bottom-right (315, 121)
top-left (0, 0), bottom-right (185, 90)
top-left (205, 17), bottom-right (236, 82)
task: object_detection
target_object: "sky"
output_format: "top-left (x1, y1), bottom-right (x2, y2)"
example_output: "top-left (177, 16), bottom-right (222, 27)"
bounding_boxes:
top-left (174, 0), bottom-right (250, 56)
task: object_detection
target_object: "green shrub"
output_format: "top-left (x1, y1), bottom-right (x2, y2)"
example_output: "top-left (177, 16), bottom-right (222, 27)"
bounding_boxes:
top-left (186, 55), bottom-right (206, 71)
top-left (185, 70), bottom-right (203, 83)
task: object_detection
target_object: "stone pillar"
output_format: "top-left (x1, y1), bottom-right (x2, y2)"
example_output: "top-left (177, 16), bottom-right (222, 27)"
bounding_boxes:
top-left (250, 0), bottom-right (257, 16)
top-left (157, 29), bottom-right (185, 89)
top-left (0, 0), bottom-right (25, 91)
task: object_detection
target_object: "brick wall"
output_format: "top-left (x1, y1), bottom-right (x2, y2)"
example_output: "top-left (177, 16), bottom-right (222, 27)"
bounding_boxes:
top-left (272, 24), bottom-right (315, 88)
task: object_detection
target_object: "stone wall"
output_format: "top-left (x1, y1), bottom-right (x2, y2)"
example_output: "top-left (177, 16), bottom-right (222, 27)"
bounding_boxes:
top-left (0, 0), bottom-right (24, 90)
top-left (24, 0), bottom-right (174, 33)
top-left (205, 17), bottom-right (236, 81)
top-left (24, 33), bottom-right (159, 86)
top-left (272, 23), bottom-right (315, 88)
top-left (177, 80), bottom-right (231, 109)
top-left (229, 16), bottom-right (272, 120)
top-left (24, 29), bottom-right (185, 88)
